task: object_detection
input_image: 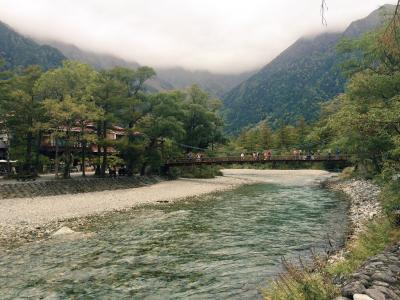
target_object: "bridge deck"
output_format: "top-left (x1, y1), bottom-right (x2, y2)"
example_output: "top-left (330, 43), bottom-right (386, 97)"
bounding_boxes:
top-left (165, 155), bottom-right (349, 167)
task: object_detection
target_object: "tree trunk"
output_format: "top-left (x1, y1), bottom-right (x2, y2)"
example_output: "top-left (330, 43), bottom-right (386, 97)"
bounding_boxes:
top-left (25, 131), bottom-right (33, 173)
top-left (55, 136), bottom-right (59, 178)
top-left (101, 120), bottom-right (108, 177)
top-left (101, 146), bottom-right (108, 177)
top-left (6, 133), bottom-right (11, 175)
top-left (63, 129), bottom-right (71, 179)
top-left (140, 162), bottom-right (147, 176)
top-left (34, 131), bottom-right (42, 173)
top-left (95, 121), bottom-right (102, 176)
top-left (81, 140), bottom-right (86, 177)
top-left (140, 139), bottom-right (156, 176)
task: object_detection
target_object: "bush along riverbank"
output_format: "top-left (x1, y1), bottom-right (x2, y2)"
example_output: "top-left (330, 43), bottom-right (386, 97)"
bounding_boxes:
top-left (168, 165), bottom-right (223, 179)
top-left (263, 177), bottom-right (400, 300)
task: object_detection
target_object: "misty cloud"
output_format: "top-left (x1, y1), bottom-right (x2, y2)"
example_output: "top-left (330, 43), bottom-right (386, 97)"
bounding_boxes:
top-left (0, 0), bottom-right (396, 73)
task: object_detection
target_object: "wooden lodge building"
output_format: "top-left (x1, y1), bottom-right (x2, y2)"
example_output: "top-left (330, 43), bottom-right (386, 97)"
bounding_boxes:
top-left (39, 124), bottom-right (128, 158)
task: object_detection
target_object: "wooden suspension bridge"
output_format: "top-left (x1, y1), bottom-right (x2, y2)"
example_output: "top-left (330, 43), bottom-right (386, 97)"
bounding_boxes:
top-left (165, 155), bottom-right (350, 167)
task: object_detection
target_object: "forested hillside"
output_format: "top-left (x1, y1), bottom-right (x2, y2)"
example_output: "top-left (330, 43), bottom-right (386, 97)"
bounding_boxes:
top-left (223, 5), bottom-right (394, 133)
top-left (0, 21), bottom-right (64, 70)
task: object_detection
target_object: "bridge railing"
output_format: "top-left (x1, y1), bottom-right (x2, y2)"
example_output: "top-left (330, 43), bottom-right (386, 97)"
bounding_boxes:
top-left (166, 155), bottom-right (349, 165)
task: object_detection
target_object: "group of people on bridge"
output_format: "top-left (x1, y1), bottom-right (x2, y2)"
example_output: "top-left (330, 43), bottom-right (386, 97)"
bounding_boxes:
top-left (186, 152), bottom-right (204, 162)
top-left (183, 148), bottom-right (342, 163)
top-left (242, 148), bottom-right (340, 161)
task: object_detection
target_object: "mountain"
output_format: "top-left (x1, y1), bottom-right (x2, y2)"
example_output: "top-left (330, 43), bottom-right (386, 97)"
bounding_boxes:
top-left (44, 40), bottom-right (253, 96)
top-left (222, 4), bottom-right (395, 133)
top-left (0, 21), bottom-right (64, 70)
top-left (156, 67), bottom-right (255, 97)
top-left (40, 40), bottom-right (174, 91)
top-left (44, 40), bottom-right (140, 70)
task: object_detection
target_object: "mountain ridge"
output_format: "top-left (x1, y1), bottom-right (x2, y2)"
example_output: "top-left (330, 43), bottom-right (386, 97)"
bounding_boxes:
top-left (222, 4), bottom-right (395, 133)
top-left (42, 39), bottom-right (254, 97)
top-left (0, 20), bottom-right (65, 70)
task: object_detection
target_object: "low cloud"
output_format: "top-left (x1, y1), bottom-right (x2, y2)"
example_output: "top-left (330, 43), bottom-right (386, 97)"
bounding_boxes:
top-left (0, 0), bottom-right (395, 73)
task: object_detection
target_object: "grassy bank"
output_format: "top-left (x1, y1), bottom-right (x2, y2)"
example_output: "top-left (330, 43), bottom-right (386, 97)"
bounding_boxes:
top-left (263, 178), bottom-right (400, 300)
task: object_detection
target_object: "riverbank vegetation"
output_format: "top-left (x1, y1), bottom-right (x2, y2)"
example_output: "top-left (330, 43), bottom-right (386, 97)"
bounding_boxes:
top-left (168, 165), bottom-right (222, 179)
top-left (263, 10), bottom-right (400, 299)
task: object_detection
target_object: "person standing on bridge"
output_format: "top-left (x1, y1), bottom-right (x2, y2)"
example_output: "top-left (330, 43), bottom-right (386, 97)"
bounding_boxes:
top-left (240, 153), bottom-right (245, 160)
top-left (263, 151), bottom-right (268, 160)
top-left (267, 150), bottom-right (272, 160)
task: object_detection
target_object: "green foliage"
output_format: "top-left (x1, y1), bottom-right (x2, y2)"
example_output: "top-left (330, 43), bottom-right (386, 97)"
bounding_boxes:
top-left (171, 165), bottom-right (222, 179)
top-left (182, 85), bottom-right (224, 149)
top-left (380, 181), bottom-right (400, 225)
top-left (225, 117), bottom-right (317, 157)
top-left (1, 65), bottom-right (44, 171)
top-left (310, 21), bottom-right (400, 176)
top-left (34, 61), bottom-right (103, 178)
top-left (0, 60), bottom-right (223, 178)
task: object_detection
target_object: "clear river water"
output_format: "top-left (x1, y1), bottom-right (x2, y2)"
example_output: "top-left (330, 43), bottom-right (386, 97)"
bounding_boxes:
top-left (0, 183), bottom-right (348, 299)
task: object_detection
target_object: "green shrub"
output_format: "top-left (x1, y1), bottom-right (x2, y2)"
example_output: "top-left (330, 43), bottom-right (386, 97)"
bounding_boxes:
top-left (339, 167), bottom-right (355, 179)
top-left (380, 181), bottom-right (400, 225)
top-left (169, 165), bottom-right (222, 179)
top-left (264, 256), bottom-right (338, 300)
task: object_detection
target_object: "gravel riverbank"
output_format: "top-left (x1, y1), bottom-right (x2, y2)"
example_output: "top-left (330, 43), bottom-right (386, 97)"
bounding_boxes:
top-left (327, 179), bottom-right (382, 246)
top-left (326, 178), bottom-right (400, 300)
top-left (0, 169), bottom-right (333, 248)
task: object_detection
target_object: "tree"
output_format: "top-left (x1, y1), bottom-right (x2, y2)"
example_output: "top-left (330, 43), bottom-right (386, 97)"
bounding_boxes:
top-left (2, 65), bottom-right (44, 174)
top-left (311, 20), bottom-right (400, 175)
top-left (182, 85), bottom-right (224, 150)
top-left (89, 69), bottom-right (126, 176)
top-left (259, 120), bottom-right (273, 149)
top-left (90, 66), bottom-right (155, 176)
top-left (136, 92), bottom-right (186, 175)
top-left (35, 61), bottom-right (100, 178)
top-left (0, 60), bottom-right (12, 172)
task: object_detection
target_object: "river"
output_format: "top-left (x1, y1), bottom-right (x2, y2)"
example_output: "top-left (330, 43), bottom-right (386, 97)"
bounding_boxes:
top-left (0, 180), bottom-right (348, 299)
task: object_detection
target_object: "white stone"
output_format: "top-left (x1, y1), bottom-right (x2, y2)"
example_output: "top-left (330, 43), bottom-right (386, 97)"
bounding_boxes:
top-left (353, 294), bottom-right (374, 300)
top-left (52, 226), bottom-right (76, 236)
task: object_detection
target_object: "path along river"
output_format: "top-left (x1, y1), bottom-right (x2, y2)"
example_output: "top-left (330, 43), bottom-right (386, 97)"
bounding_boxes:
top-left (0, 171), bottom-right (349, 299)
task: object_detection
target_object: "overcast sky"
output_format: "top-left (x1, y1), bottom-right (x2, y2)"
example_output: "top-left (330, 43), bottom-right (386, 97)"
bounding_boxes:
top-left (0, 0), bottom-right (396, 73)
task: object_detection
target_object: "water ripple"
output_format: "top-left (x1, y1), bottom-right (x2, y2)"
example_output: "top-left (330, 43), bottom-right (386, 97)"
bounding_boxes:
top-left (0, 183), bottom-right (348, 299)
